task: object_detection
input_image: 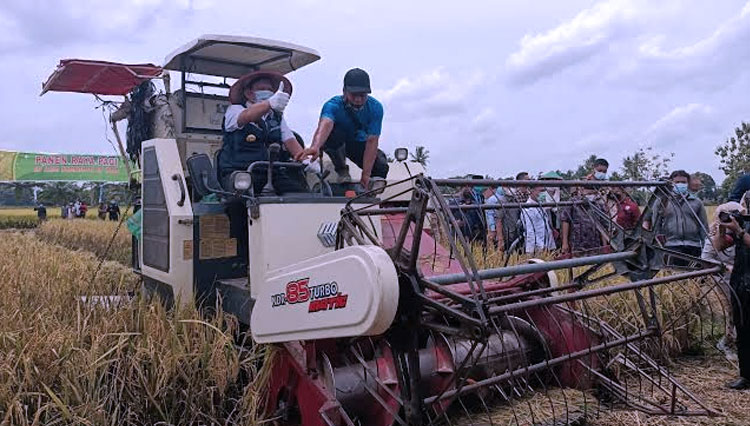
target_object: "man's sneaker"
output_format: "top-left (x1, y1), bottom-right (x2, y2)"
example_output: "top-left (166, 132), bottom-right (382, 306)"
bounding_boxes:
top-left (369, 177), bottom-right (387, 194)
top-left (336, 169), bottom-right (352, 184)
top-left (726, 377), bottom-right (750, 390)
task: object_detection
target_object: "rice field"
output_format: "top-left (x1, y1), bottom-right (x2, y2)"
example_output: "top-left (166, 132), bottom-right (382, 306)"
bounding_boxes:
top-left (35, 219), bottom-right (132, 265)
top-left (0, 229), bottom-right (269, 425)
top-left (0, 207), bottom-right (111, 230)
top-left (0, 213), bottom-right (747, 425)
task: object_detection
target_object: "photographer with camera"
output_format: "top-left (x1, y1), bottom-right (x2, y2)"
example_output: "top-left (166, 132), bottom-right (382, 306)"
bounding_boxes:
top-left (712, 196), bottom-right (750, 389)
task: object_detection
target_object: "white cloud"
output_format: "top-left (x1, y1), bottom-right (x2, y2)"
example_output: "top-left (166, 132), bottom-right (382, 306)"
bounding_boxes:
top-left (643, 103), bottom-right (719, 150)
top-left (376, 67), bottom-right (486, 122)
top-left (0, 0), bottom-right (195, 53)
top-left (623, 2), bottom-right (750, 90)
top-left (471, 108), bottom-right (497, 133)
top-left (647, 103), bottom-right (713, 134)
top-left (506, 0), bottom-right (644, 85)
top-left (506, 0), bottom-right (750, 91)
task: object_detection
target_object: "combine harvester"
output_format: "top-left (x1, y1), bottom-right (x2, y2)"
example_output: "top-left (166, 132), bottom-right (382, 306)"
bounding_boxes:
top-left (42, 35), bottom-right (727, 425)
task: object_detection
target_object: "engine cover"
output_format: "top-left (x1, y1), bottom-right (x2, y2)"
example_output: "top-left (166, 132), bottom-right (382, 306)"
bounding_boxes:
top-left (251, 245), bottom-right (399, 343)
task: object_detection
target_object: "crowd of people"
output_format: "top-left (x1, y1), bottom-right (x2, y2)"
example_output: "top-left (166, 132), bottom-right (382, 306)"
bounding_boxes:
top-left (60, 200), bottom-right (88, 219)
top-left (453, 162), bottom-right (750, 390)
top-left (451, 159), bottom-right (717, 258)
top-left (49, 200), bottom-right (121, 221)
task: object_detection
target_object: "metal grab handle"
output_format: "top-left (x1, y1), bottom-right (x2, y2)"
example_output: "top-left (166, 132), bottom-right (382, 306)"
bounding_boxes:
top-left (172, 174), bottom-right (185, 206)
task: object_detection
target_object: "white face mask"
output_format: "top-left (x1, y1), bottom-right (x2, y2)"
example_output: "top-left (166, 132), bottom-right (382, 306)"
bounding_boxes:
top-left (594, 171), bottom-right (608, 180)
top-left (253, 90), bottom-right (274, 102)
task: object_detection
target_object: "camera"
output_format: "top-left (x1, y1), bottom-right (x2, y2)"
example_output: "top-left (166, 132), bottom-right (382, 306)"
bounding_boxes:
top-left (719, 210), bottom-right (750, 225)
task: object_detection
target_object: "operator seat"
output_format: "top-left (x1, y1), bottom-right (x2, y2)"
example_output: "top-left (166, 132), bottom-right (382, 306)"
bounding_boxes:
top-left (186, 153), bottom-right (222, 198)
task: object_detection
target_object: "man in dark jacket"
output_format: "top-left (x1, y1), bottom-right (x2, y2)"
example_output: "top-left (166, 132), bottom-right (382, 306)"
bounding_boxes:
top-left (645, 170), bottom-right (708, 266)
top-left (218, 71), bottom-right (308, 264)
top-left (34, 203), bottom-right (47, 221)
top-left (729, 173), bottom-right (750, 203)
top-left (108, 202), bottom-right (120, 221)
top-left (218, 71), bottom-right (307, 195)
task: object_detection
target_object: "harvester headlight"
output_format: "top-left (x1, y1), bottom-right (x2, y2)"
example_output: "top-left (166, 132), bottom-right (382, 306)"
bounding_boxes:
top-left (394, 147), bottom-right (408, 162)
top-left (231, 171), bottom-right (252, 192)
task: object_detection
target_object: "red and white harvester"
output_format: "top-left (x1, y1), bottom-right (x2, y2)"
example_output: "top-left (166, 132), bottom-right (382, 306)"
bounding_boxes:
top-left (42, 35), bottom-right (726, 425)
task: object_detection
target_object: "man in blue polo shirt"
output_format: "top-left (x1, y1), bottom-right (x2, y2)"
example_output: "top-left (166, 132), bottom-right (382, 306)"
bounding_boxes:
top-left (296, 68), bottom-right (389, 188)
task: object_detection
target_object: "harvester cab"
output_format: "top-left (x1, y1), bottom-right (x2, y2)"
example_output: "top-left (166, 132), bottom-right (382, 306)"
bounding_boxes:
top-left (42, 35), bottom-right (727, 426)
top-left (41, 34), bottom-right (424, 340)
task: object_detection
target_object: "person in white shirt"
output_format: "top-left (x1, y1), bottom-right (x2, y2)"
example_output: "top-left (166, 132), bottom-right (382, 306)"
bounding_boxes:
top-left (520, 186), bottom-right (557, 254)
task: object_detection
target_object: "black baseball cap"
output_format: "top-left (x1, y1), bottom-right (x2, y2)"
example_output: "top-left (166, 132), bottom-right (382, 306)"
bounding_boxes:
top-left (343, 68), bottom-right (371, 93)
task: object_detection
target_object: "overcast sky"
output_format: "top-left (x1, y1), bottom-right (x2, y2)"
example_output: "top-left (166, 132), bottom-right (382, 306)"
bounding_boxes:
top-left (1, 0), bottom-right (748, 182)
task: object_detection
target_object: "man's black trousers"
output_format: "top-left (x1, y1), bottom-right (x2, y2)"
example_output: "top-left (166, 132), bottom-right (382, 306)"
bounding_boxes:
top-left (323, 126), bottom-right (389, 179)
top-left (732, 283), bottom-right (750, 380)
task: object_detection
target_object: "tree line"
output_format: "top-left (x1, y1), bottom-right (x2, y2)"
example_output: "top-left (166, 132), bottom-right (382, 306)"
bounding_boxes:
top-left (2, 122), bottom-right (749, 207)
top-left (0, 182), bottom-right (130, 207)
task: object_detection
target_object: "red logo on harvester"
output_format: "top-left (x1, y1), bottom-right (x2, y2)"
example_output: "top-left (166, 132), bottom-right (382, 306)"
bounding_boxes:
top-left (270, 278), bottom-right (349, 313)
top-left (308, 293), bottom-right (348, 313)
top-left (285, 278), bottom-right (310, 304)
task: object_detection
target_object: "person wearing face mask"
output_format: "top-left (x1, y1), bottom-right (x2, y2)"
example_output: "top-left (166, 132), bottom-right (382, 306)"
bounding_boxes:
top-left (539, 171), bottom-right (564, 233)
top-left (520, 186), bottom-right (557, 254)
top-left (456, 184), bottom-right (487, 244)
top-left (219, 71), bottom-right (308, 265)
top-left (560, 193), bottom-right (604, 255)
top-left (644, 170), bottom-right (708, 267)
top-left (297, 68), bottom-right (389, 188)
top-left (490, 172), bottom-right (529, 252)
top-left (219, 71), bottom-right (306, 194)
top-left (586, 158), bottom-right (609, 181)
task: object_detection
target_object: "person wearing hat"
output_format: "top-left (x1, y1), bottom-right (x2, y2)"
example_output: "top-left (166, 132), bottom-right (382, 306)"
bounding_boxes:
top-left (297, 68), bottom-right (389, 188)
top-left (539, 171), bottom-right (564, 237)
top-left (218, 71), bottom-right (307, 194)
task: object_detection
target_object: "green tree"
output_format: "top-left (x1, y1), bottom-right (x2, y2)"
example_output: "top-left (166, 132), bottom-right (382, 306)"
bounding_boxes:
top-left (37, 182), bottom-right (78, 206)
top-left (11, 182), bottom-right (35, 204)
top-left (410, 146), bottom-right (430, 166)
top-left (691, 171), bottom-right (718, 204)
top-left (620, 147), bottom-right (673, 181)
top-left (715, 122), bottom-right (750, 198)
top-left (559, 154), bottom-right (598, 179)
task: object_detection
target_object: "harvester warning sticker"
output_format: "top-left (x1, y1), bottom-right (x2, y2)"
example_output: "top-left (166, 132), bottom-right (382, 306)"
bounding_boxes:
top-left (270, 278), bottom-right (349, 313)
top-left (198, 215), bottom-right (236, 259)
top-left (200, 214), bottom-right (231, 238)
top-left (199, 238), bottom-right (237, 260)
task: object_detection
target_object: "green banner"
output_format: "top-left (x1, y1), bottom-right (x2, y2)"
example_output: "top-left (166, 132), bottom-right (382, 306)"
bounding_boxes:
top-left (0, 150), bottom-right (128, 182)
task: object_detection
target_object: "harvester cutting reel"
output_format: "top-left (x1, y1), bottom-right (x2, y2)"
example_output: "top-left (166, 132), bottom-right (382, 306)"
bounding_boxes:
top-left (265, 175), bottom-right (723, 426)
